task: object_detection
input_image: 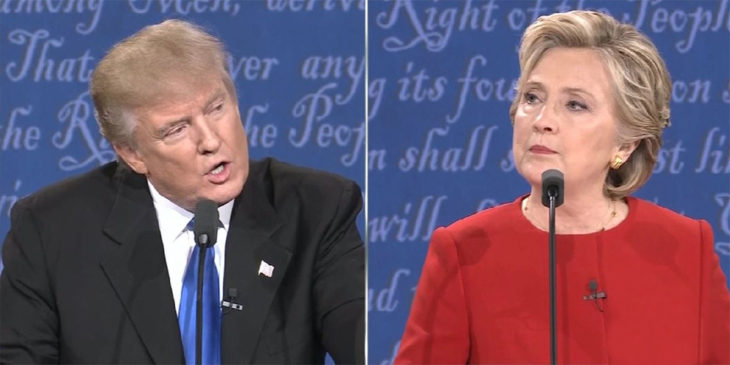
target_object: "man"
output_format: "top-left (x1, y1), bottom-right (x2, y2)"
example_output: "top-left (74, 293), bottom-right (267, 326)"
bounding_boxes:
top-left (0, 20), bottom-right (364, 364)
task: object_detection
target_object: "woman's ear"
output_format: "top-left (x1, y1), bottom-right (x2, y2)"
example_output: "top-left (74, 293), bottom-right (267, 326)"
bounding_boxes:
top-left (617, 140), bottom-right (640, 162)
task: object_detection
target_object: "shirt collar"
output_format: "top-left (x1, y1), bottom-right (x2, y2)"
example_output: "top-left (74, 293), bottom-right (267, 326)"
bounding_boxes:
top-left (147, 180), bottom-right (234, 243)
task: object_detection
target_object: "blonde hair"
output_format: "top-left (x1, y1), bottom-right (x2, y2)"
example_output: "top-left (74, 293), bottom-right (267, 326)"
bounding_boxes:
top-left (91, 19), bottom-right (235, 148)
top-left (509, 10), bottom-right (671, 199)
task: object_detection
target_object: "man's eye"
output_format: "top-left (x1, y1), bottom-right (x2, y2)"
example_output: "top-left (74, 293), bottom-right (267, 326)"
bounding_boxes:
top-left (165, 125), bottom-right (186, 137)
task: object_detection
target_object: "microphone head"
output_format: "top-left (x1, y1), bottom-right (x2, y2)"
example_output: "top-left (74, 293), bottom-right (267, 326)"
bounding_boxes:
top-left (588, 279), bottom-right (598, 291)
top-left (541, 169), bottom-right (564, 207)
top-left (193, 199), bottom-right (219, 247)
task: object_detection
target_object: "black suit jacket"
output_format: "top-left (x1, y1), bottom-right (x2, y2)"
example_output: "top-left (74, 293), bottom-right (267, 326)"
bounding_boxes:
top-left (0, 158), bottom-right (364, 364)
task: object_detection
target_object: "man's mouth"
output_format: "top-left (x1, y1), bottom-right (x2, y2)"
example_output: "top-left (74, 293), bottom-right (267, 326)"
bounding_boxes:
top-left (205, 162), bottom-right (231, 184)
top-left (210, 163), bottom-right (225, 175)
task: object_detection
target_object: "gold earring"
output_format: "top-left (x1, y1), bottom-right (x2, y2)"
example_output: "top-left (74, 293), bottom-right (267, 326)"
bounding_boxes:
top-left (610, 155), bottom-right (624, 170)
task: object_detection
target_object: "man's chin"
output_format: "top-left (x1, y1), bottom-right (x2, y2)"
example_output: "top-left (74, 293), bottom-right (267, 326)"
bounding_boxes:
top-left (203, 182), bottom-right (244, 205)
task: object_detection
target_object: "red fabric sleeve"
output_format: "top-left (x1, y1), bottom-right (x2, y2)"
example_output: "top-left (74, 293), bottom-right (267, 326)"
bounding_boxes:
top-left (395, 227), bottom-right (470, 364)
top-left (698, 220), bottom-right (730, 364)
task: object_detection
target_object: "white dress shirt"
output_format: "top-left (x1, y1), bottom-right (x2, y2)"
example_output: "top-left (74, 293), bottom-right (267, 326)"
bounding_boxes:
top-left (147, 181), bottom-right (233, 314)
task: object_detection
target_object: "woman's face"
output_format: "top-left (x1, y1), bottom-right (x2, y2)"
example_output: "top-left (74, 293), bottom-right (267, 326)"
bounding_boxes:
top-left (513, 47), bottom-right (626, 195)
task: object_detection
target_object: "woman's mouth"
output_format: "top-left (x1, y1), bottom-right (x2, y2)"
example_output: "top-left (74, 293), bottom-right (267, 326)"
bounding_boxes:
top-left (529, 145), bottom-right (557, 154)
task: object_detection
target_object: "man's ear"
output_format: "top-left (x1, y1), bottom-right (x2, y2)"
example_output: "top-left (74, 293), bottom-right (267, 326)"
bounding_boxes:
top-left (113, 143), bottom-right (148, 175)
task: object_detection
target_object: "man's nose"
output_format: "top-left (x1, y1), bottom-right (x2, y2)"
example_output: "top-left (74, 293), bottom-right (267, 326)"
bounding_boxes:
top-left (195, 118), bottom-right (221, 154)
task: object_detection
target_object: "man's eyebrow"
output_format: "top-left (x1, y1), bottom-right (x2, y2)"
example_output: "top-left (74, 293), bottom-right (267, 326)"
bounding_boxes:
top-left (153, 89), bottom-right (228, 137)
top-left (205, 89), bottom-right (227, 106)
top-left (155, 119), bottom-right (187, 137)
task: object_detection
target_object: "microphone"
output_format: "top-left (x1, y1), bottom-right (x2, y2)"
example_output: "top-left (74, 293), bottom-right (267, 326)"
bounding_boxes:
top-left (588, 279), bottom-right (599, 292)
top-left (583, 279), bottom-right (607, 312)
top-left (541, 169), bottom-right (564, 365)
top-left (193, 199), bottom-right (219, 365)
top-left (222, 288), bottom-right (243, 312)
top-left (541, 169), bottom-right (564, 208)
top-left (194, 199), bottom-right (219, 248)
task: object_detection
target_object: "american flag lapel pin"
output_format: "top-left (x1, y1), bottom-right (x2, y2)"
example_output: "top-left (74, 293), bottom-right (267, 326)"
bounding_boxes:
top-left (258, 260), bottom-right (274, 278)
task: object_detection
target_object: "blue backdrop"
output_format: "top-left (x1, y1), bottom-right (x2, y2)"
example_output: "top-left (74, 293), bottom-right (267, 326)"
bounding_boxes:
top-left (0, 0), bottom-right (365, 262)
top-left (0, 3), bottom-right (364, 362)
top-left (368, 0), bottom-right (730, 363)
top-left (1, 0), bottom-right (729, 363)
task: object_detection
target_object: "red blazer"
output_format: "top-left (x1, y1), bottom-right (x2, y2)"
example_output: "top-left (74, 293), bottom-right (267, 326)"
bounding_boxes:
top-left (396, 197), bottom-right (730, 364)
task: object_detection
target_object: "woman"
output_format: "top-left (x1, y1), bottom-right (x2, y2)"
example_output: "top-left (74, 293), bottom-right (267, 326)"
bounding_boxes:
top-left (395, 10), bottom-right (730, 364)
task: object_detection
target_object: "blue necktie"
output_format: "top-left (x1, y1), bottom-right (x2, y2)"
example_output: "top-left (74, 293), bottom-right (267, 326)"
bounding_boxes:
top-left (179, 220), bottom-right (221, 365)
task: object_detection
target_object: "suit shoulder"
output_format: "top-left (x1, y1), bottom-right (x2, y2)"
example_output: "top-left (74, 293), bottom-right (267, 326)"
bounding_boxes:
top-left (253, 157), bottom-right (361, 198)
top-left (629, 197), bottom-right (708, 237)
top-left (15, 162), bottom-right (118, 215)
top-left (441, 198), bottom-right (521, 239)
top-left (448, 199), bottom-right (518, 230)
top-left (630, 197), bottom-right (705, 229)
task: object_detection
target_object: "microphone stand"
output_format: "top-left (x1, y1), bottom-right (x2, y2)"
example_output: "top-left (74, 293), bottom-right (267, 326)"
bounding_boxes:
top-left (191, 199), bottom-right (219, 365)
top-left (541, 169), bottom-right (563, 365)
top-left (195, 241), bottom-right (207, 365)
top-left (548, 193), bottom-right (557, 365)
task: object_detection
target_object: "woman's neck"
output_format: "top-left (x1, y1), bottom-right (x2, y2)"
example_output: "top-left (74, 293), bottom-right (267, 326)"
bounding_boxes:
top-left (522, 186), bottom-right (627, 234)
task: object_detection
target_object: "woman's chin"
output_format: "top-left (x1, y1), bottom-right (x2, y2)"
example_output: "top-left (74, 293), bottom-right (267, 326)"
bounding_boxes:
top-left (517, 164), bottom-right (560, 187)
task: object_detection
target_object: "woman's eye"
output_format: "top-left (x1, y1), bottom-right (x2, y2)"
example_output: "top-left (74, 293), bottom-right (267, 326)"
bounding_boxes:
top-left (523, 92), bottom-right (539, 104)
top-left (566, 100), bottom-right (588, 111)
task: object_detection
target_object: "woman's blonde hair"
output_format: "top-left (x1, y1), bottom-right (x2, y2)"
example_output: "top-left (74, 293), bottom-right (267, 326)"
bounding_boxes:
top-left (91, 19), bottom-right (236, 148)
top-left (509, 10), bottom-right (672, 199)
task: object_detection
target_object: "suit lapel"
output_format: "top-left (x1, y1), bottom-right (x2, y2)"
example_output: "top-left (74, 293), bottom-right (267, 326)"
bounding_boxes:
top-left (100, 169), bottom-right (185, 364)
top-left (221, 164), bottom-right (290, 364)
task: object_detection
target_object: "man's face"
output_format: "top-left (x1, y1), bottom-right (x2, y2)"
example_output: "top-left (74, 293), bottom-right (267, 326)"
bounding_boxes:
top-left (116, 75), bottom-right (249, 211)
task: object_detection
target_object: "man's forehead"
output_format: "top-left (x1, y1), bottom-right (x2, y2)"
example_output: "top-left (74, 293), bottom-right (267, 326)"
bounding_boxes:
top-left (137, 76), bottom-right (228, 112)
